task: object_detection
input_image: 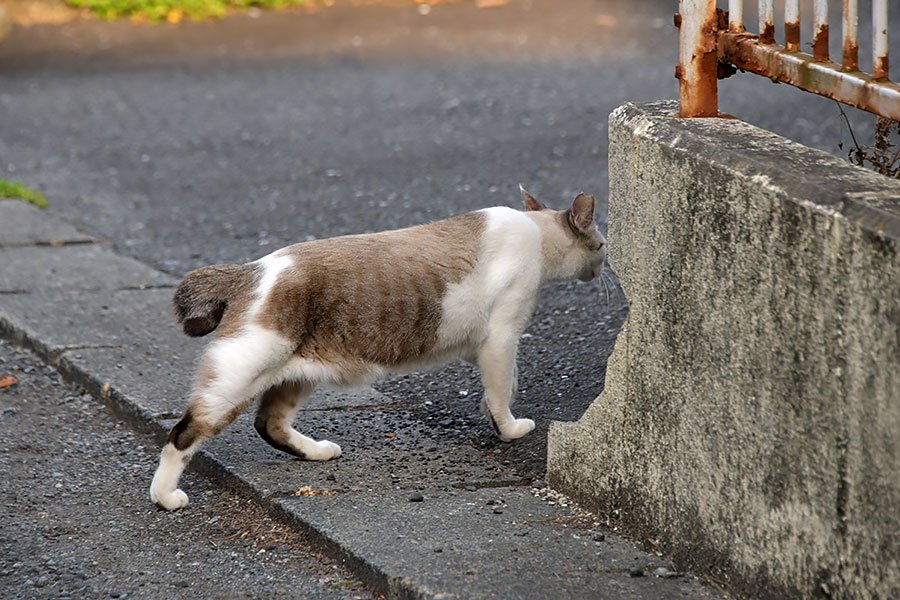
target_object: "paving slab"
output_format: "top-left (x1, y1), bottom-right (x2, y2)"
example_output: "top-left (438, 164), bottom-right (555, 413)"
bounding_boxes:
top-left (0, 198), bottom-right (95, 246)
top-left (0, 244), bottom-right (175, 293)
top-left (0, 287), bottom-right (179, 359)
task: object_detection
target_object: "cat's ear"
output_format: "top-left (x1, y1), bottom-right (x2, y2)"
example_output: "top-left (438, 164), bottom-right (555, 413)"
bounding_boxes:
top-left (569, 193), bottom-right (595, 232)
top-left (520, 184), bottom-right (546, 212)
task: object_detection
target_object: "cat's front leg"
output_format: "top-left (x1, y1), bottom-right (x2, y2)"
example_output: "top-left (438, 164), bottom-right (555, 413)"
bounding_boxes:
top-left (466, 351), bottom-right (518, 398)
top-left (477, 336), bottom-right (534, 442)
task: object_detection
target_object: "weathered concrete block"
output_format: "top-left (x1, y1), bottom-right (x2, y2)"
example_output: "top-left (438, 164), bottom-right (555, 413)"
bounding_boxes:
top-left (547, 100), bottom-right (900, 599)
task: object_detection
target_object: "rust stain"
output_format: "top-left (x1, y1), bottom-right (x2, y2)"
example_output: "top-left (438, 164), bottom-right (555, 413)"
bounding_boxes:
top-left (873, 55), bottom-right (889, 81)
top-left (759, 22), bottom-right (775, 45)
top-left (785, 21), bottom-right (800, 52)
top-left (674, 64), bottom-right (683, 80)
top-left (717, 33), bottom-right (763, 73)
top-left (716, 8), bottom-right (728, 31)
top-left (717, 31), bottom-right (900, 121)
top-left (813, 24), bottom-right (829, 62)
top-left (680, 7), bottom-right (719, 117)
top-left (673, 12), bottom-right (681, 28)
top-left (842, 39), bottom-right (858, 71)
top-left (698, 13), bottom-right (717, 53)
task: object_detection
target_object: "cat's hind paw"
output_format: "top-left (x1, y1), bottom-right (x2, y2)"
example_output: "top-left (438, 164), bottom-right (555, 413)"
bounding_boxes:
top-left (304, 440), bottom-right (342, 461)
top-left (151, 487), bottom-right (189, 511)
top-left (499, 418), bottom-right (535, 442)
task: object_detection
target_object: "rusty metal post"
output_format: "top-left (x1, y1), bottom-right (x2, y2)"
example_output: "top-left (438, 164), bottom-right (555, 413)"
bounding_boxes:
top-left (813, 0), bottom-right (829, 61)
top-left (677, 0), bottom-right (718, 117)
top-left (873, 0), bottom-right (889, 80)
top-left (872, 1), bottom-right (891, 170)
top-left (843, 0), bottom-right (859, 71)
top-left (785, 0), bottom-right (800, 52)
top-left (728, 0), bottom-right (744, 32)
top-left (759, 0), bottom-right (775, 44)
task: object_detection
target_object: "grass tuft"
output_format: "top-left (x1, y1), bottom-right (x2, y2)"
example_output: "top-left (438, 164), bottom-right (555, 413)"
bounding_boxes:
top-left (65, 0), bottom-right (312, 22)
top-left (0, 179), bottom-right (49, 208)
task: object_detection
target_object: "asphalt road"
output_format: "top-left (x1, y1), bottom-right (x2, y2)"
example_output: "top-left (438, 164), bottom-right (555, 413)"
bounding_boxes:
top-left (0, 0), bottom-right (893, 477)
top-left (0, 339), bottom-right (373, 600)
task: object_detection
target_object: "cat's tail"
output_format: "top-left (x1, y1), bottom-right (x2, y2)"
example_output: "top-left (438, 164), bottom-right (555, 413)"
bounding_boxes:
top-left (173, 263), bottom-right (255, 337)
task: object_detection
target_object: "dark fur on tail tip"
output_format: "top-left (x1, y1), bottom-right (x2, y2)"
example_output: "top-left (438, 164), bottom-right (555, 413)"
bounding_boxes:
top-left (173, 264), bottom-right (255, 337)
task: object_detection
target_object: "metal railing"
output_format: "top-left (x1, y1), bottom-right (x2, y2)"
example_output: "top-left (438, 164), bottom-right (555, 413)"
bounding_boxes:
top-left (676, 0), bottom-right (900, 121)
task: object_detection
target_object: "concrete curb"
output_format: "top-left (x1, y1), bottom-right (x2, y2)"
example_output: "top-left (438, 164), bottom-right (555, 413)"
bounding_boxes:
top-left (0, 198), bottom-right (724, 599)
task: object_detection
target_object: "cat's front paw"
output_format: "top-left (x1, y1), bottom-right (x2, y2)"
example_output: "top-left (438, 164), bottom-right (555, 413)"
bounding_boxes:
top-left (151, 487), bottom-right (189, 511)
top-left (498, 418), bottom-right (535, 442)
top-left (305, 440), bottom-right (341, 461)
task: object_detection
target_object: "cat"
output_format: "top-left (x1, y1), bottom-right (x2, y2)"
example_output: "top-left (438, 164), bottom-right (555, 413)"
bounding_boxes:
top-left (150, 186), bottom-right (606, 510)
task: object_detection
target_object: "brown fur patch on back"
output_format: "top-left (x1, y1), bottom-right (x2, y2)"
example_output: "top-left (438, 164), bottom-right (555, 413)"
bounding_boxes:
top-left (259, 211), bottom-right (486, 366)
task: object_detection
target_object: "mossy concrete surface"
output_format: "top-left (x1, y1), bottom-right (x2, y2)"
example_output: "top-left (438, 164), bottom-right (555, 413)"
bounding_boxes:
top-left (547, 100), bottom-right (900, 599)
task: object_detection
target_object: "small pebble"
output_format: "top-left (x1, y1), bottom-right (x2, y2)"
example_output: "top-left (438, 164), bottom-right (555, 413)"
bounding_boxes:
top-left (659, 568), bottom-right (680, 579)
top-left (629, 568), bottom-right (644, 577)
top-left (433, 547), bottom-right (442, 553)
top-left (532, 480), bottom-right (548, 489)
top-left (593, 533), bottom-right (605, 542)
top-left (493, 508), bottom-right (503, 514)
top-left (325, 473), bottom-right (336, 482)
top-left (409, 493), bottom-right (424, 502)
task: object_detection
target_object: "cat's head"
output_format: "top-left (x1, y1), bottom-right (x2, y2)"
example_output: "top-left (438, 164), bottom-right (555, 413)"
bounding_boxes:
top-left (520, 185), bottom-right (607, 282)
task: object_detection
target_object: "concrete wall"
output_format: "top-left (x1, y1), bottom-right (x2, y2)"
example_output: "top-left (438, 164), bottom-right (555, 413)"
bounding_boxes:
top-left (547, 100), bottom-right (900, 599)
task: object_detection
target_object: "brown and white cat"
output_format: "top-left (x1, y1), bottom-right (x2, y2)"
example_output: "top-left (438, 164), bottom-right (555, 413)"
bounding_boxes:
top-left (150, 186), bottom-right (606, 510)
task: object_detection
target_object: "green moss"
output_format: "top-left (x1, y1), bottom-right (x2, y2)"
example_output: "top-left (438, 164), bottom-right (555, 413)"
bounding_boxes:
top-left (0, 179), bottom-right (48, 208)
top-left (65, 0), bottom-right (312, 22)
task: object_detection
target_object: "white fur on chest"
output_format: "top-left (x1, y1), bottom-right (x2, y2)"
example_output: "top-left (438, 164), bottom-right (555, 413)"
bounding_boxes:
top-left (435, 206), bottom-right (543, 354)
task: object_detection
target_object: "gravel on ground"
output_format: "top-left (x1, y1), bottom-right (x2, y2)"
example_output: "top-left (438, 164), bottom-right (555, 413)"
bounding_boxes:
top-left (0, 339), bottom-right (376, 600)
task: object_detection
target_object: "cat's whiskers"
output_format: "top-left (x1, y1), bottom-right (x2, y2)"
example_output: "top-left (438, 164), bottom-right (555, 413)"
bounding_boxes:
top-left (595, 265), bottom-right (624, 312)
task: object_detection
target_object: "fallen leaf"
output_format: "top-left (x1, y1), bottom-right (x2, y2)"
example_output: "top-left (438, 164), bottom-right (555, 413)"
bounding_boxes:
top-left (294, 486), bottom-right (339, 496)
top-left (0, 375), bottom-right (19, 389)
top-left (385, 433), bottom-right (395, 438)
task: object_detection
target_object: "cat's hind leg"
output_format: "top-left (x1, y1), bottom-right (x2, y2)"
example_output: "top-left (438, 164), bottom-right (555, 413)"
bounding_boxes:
top-left (150, 330), bottom-right (293, 510)
top-left (254, 381), bottom-right (341, 460)
top-left (478, 336), bottom-right (534, 442)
